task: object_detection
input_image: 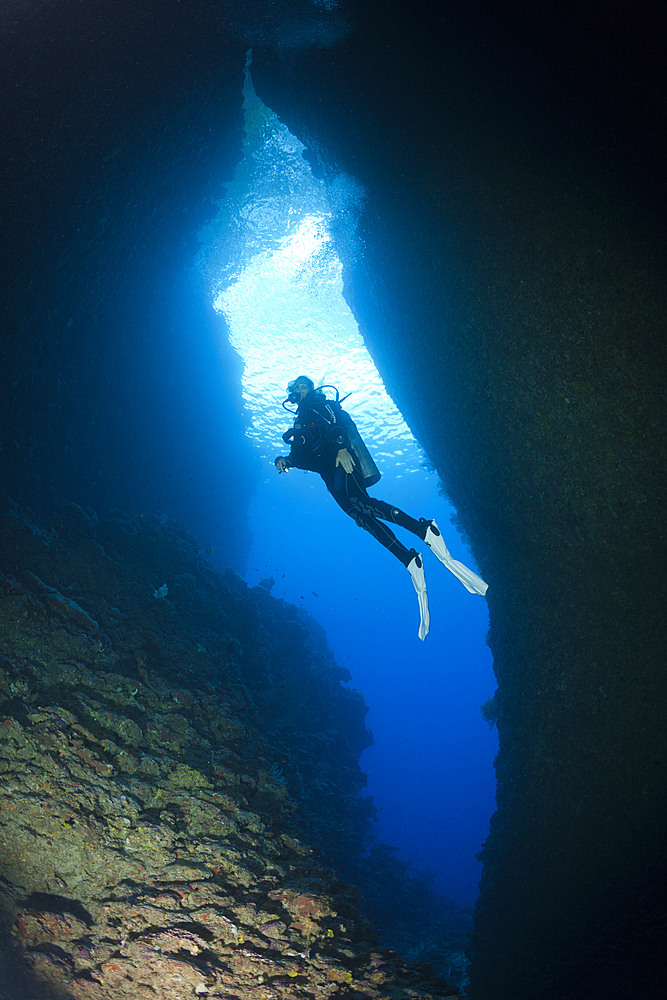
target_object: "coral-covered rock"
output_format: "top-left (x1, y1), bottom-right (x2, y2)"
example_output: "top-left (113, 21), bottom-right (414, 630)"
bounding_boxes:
top-left (0, 501), bottom-right (459, 998)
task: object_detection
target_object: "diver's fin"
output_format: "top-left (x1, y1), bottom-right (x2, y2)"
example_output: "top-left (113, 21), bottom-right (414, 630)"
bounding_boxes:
top-left (407, 551), bottom-right (430, 641)
top-left (423, 521), bottom-right (488, 596)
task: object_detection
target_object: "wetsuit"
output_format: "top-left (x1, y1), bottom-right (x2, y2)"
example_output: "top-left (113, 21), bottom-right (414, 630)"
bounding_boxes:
top-left (282, 392), bottom-right (425, 566)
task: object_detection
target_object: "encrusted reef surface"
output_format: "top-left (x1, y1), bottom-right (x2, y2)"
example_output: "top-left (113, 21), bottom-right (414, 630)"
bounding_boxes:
top-left (0, 498), bottom-right (459, 1000)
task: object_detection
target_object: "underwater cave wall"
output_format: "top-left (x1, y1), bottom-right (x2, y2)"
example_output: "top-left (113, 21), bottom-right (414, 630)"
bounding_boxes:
top-left (1, 0), bottom-right (258, 568)
top-left (0, 497), bottom-right (463, 998)
top-left (251, 7), bottom-right (667, 998)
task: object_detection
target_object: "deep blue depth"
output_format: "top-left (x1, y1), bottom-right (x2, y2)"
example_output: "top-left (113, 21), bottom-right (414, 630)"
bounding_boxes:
top-left (240, 443), bottom-right (497, 904)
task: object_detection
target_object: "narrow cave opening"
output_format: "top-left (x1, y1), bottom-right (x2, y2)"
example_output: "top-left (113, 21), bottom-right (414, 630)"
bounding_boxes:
top-left (195, 58), bottom-right (497, 906)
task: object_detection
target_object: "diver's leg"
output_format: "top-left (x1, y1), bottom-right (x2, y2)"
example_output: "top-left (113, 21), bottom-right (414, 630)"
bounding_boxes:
top-left (353, 481), bottom-right (487, 595)
top-left (360, 481), bottom-right (488, 595)
top-left (322, 466), bottom-right (431, 639)
top-left (324, 467), bottom-right (415, 566)
top-left (323, 467), bottom-right (430, 638)
top-left (362, 496), bottom-right (427, 538)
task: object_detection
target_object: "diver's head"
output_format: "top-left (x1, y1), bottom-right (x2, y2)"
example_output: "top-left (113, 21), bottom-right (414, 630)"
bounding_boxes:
top-left (286, 376), bottom-right (314, 404)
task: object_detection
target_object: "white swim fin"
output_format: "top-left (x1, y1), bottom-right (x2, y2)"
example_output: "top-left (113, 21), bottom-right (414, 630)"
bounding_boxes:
top-left (407, 551), bottom-right (430, 640)
top-left (423, 521), bottom-right (488, 596)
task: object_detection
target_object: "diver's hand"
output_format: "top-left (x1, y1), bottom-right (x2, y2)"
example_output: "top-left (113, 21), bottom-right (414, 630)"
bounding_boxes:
top-left (335, 448), bottom-right (356, 474)
top-left (275, 457), bottom-right (291, 473)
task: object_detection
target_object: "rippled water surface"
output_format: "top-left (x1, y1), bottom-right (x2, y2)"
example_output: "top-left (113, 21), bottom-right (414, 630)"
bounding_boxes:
top-left (197, 62), bottom-right (423, 473)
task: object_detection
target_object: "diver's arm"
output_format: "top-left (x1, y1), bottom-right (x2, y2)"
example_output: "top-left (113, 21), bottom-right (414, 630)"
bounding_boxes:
top-left (277, 418), bottom-right (299, 471)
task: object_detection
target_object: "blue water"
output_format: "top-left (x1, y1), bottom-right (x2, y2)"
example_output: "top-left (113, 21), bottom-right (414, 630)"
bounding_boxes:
top-left (197, 65), bottom-right (498, 905)
top-left (243, 462), bottom-right (497, 903)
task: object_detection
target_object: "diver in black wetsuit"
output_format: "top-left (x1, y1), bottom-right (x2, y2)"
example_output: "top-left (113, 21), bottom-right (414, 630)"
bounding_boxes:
top-left (274, 376), bottom-right (488, 639)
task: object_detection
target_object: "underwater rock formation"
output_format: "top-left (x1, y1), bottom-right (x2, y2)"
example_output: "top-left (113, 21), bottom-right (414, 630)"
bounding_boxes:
top-left (249, 10), bottom-right (667, 999)
top-left (0, 498), bottom-right (459, 998)
top-left (0, 1), bottom-right (258, 567)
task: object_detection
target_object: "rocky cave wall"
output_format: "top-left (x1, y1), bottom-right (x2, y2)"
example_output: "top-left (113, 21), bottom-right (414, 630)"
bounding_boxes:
top-left (250, 6), bottom-right (667, 999)
top-left (0, 0), bottom-right (258, 567)
top-left (0, 497), bottom-right (462, 999)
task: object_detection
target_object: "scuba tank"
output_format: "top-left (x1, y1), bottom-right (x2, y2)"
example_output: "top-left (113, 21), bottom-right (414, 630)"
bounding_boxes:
top-left (344, 415), bottom-right (381, 487)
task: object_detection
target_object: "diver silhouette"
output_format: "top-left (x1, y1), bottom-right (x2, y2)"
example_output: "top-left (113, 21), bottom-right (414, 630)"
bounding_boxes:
top-left (274, 377), bottom-right (488, 640)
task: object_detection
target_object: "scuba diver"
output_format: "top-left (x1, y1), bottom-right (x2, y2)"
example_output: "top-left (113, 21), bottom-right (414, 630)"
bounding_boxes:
top-left (274, 376), bottom-right (488, 640)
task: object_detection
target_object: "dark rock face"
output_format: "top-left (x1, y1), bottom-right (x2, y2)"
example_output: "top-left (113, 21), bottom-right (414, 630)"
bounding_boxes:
top-left (248, 7), bottom-right (667, 999)
top-left (0, 1), bottom-right (257, 566)
top-left (0, 498), bottom-right (458, 998)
